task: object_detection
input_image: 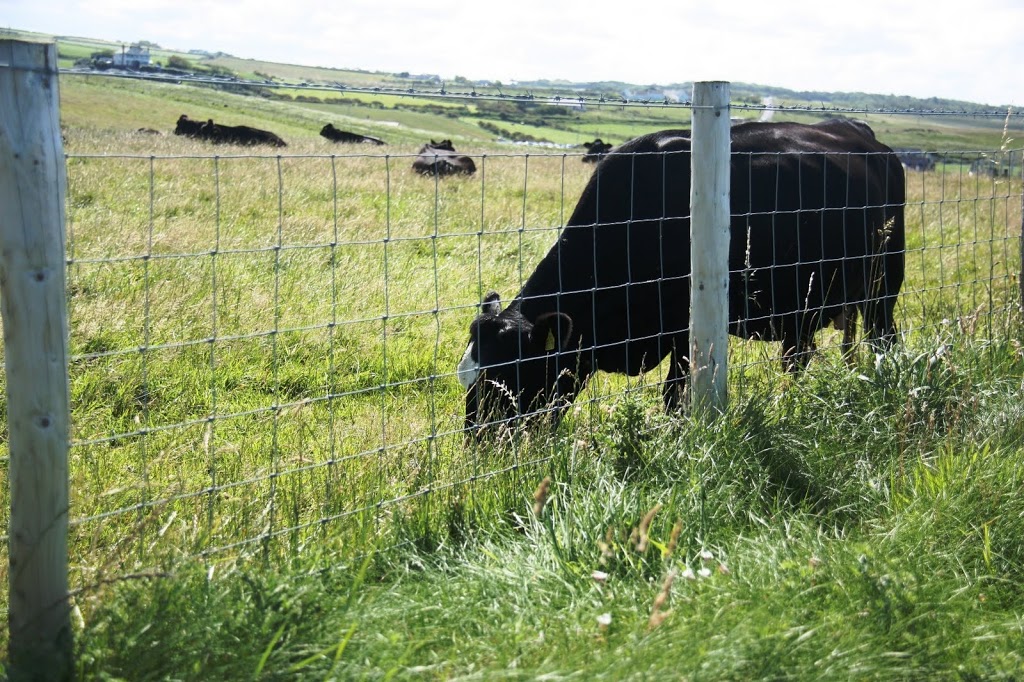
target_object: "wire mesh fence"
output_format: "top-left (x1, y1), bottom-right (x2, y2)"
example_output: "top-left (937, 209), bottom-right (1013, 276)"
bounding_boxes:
top-left (42, 134), bottom-right (1020, 589)
top-left (57, 148), bottom-right (589, 581)
top-left (0, 74), bottom-right (1019, 616)
top-left (5, 39), bottom-right (1024, 677)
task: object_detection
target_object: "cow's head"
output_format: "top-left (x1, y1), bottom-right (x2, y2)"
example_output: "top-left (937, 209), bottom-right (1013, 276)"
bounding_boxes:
top-left (459, 292), bottom-right (577, 435)
top-left (429, 139), bottom-right (456, 152)
top-left (174, 114), bottom-right (200, 136)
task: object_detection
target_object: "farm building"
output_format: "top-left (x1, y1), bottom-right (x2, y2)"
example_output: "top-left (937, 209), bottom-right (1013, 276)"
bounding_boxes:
top-left (112, 44), bottom-right (150, 68)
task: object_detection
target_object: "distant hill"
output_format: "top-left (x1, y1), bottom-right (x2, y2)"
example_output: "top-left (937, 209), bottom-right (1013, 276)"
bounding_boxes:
top-left (4, 26), bottom-right (1018, 153)
top-left (3, 26), bottom-right (1011, 113)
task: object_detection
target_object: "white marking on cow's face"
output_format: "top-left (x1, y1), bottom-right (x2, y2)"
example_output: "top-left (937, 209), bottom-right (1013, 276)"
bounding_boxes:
top-left (457, 343), bottom-right (480, 390)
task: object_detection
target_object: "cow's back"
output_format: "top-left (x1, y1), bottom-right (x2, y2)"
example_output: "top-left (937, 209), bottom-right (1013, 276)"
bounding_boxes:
top-left (728, 120), bottom-right (905, 337)
top-left (517, 121), bottom-right (904, 372)
top-left (519, 131), bottom-right (695, 373)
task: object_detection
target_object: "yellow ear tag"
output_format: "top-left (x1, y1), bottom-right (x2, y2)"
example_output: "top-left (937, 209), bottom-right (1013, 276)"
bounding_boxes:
top-left (545, 329), bottom-right (556, 352)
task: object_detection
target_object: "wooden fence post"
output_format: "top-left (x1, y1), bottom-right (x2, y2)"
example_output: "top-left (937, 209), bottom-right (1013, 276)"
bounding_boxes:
top-left (689, 81), bottom-right (731, 414)
top-left (0, 39), bottom-right (73, 681)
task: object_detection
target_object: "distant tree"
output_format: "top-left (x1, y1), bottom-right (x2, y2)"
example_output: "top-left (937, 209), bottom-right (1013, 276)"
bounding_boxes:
top-left (167, 55), bottom-right (192, 70)
top-left (137, 40), bottom-right (160, 48)
top-left (90, 49), bottom-right (114, 59)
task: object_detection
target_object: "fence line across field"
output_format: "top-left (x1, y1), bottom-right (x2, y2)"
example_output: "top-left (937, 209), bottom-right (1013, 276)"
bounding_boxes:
top-left (59, 66), bottom-right (1024, 119)
top-left (3, 38), bottom-right (1024, 679)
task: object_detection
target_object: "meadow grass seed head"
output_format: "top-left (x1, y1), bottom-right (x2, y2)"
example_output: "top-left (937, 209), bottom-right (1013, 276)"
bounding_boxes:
top-left (598, 527), bottom-right (616, 564)
top-left (648, 610), bottom-right (670, 629)
top-left (628, 526), bottom-right (640, 549)
top-left (647, 569), bottom-right (676, 630)
top-left (666, 520), bottom-right (682, 558)
top-left (533, 476), bottom-right (552, 517)
top-left (636, 503), bottom-right (662, 553)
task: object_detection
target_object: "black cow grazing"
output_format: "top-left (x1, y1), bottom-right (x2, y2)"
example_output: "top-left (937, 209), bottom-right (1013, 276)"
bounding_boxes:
top-left (173, 114), bottom-right (286, 147)
top-left (412, 139), bottom-right (476, 176)
top-left (458, 119), bottom-right (905, 432)
top-left (320, 124), bottom-right (386, 145)
top-left (581, 138), bottom-right (613, 162)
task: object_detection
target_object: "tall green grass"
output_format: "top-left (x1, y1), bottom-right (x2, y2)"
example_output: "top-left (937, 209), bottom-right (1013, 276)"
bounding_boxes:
top-left (65, 336), bottom-right (1024, 679)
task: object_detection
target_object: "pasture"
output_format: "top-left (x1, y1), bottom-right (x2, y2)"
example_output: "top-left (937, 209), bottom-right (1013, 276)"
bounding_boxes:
top-left (2, 69), bottom-right (1024, 678)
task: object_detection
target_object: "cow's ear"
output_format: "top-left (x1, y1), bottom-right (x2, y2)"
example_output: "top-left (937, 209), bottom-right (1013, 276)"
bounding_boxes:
top-left (531, 312), bottom-right (573, 353)
top-left (481, 291), bottom-right (502, 316)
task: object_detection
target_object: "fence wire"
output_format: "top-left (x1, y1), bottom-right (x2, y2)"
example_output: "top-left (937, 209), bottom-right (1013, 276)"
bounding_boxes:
top-left (1, 120), bottom-right (1021, 595)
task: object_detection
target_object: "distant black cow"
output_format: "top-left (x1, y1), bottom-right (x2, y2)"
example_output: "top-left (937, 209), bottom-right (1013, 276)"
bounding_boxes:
top-left (320, 124), bottom-right (386, 145)
top-left (174, 115), bottom-right (205, 137)
top-left (581, 138), bottom-right (613, 162)
top-left (174, 114), bottom-right (286, 147)
top-left (200, 119), bottom-right (287, 147)
top-left (412, 139), bottom-right (476, 176)
top-left (969, 156), bottom-right (1015, 177)
top-left (458, 119), bottom-right (906, 432)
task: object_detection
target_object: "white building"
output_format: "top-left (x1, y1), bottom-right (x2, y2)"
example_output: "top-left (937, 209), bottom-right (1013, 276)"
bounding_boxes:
top-left (113, 45), bottom-right (151, 68)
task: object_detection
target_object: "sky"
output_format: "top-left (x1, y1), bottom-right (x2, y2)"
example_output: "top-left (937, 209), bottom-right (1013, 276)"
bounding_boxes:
top-left (4, 0), bottom-right (1023, 107)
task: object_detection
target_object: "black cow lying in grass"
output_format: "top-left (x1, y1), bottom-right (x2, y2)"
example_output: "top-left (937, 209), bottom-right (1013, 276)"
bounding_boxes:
top-left (412, 139), bottom-right (476, 176)
top-left (174, 115), bottom-right (287, 147)
top-left (320, 124), bottom-right (386, 145)
top-left (458, 119), bottom-right (906, 433)
top-left (581, 138), bottom-right (613, 162)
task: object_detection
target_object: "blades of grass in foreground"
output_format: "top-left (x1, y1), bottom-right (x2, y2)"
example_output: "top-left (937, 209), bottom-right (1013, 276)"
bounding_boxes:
top-left (252, 622), bottom-right (286, 678)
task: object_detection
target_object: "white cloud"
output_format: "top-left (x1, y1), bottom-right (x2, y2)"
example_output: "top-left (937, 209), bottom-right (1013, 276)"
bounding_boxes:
top-left (4, 0), bottom-right (1021, 105)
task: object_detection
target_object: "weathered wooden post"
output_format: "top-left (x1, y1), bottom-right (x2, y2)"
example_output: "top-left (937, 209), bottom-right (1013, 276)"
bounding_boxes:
top-left (689, 81), bottom-right (731, 414)
top-left (0, 39), bottom-right (73, 681)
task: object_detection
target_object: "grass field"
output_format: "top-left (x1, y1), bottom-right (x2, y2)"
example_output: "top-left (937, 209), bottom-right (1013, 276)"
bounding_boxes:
top-left (2, 61), bottom-right (1024, 679)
